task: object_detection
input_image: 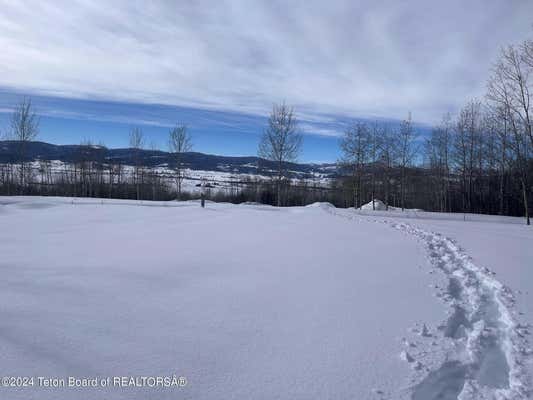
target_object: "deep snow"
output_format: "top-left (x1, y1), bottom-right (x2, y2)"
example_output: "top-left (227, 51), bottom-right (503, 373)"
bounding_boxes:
top-left (0, 197), bottom-right (530, 399)
top-left (328, 205), bottom-right (532, 399)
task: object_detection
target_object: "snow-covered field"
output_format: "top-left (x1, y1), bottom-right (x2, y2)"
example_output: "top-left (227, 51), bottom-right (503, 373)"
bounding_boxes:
top-left (0, 197), bottom-right (531, 399)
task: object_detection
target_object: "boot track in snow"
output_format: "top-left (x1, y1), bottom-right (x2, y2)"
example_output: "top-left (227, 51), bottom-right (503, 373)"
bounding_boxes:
top-left (322, 205), bottom-right (531, 400)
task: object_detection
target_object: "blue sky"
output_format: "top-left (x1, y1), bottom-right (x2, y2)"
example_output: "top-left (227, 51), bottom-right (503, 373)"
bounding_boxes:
top-left (0, 1), bottom-right (531, 162)
top-left (0, 89), bottom-right (434, 163)
top-left (0, 90), bottom-right (381, 163)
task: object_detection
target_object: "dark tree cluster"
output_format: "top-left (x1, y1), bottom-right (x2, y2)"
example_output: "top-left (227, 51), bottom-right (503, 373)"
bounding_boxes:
top-left (335, 39), bottom-right (533, 224)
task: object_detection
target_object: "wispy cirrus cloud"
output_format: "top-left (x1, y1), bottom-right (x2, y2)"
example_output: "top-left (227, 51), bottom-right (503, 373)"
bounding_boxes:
top-left (0, 0), bottom-right (532, 127)
top-left (299, 124), bottom-right (344, 138)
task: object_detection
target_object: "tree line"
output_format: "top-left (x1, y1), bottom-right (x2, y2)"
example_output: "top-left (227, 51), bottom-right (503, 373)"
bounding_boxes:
top-left (0, 101), bottom-right (195, 202)
top-left (335, 40), bottom-right (532, 224)
top-left (0, 38), bottom-right (531, 224)
top-left (254, 38), bottom-right (533, 224)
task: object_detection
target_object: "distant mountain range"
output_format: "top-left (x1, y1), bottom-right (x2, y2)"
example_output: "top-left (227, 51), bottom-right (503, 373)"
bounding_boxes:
top-left (0, 141), bottom-right (338, 177)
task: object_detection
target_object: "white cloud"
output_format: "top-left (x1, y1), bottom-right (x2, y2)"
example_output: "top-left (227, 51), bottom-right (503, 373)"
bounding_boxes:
top-left (0, 0), bottom-right (532, 124)
top-left (299, 123), bottom-right (343, 138)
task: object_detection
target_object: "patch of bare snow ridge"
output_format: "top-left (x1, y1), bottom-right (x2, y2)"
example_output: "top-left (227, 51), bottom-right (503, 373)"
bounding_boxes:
top-left (360, 199), bottom-right (423, 212)
top-left (305, 201), bottom-right (335, 209)
top-left (361, 199), bottom-right (389, 211)
top-left (323, 206), bottom-right (531, 400)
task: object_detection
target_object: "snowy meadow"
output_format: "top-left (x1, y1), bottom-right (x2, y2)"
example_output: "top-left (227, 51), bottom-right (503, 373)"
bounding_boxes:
top-left (0, 197), bottom-right (531, 399)
top-left (2, 1), bottom-right (533, 399)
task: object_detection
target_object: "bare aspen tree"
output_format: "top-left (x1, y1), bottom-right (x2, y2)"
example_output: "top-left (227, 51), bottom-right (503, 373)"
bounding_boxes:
top-left (498, 45), bottom-right (533, 149)
top-left (11, 98), bottom-right (39, 192)
top-left (129, 127), bottom-right (144, 200)
top-left (148, 141), bottom-right (160, 201)
top-left (481, 109), bottom-right (503, 214)
top-left (523, 39), bottom-right (533, 64)
top-left (484, 103), bottom-right (511, 215)
top-left (369, 122), bottom-right (381, 210)
top-left (424, 134), bottom-right (439, 209)
top-left (488, 48), bottom-right (532, 224)
top-left (258, 103), bottom-right (302, 207)
top-left (168, 124), bottom-right (192, 200)
top-left (95, 142), bottom-right (106, 197)
top-left (488, 59), bottom-right (515, 215)
top-left (508, 110), bottom-right (531, 225)
top-left (77, 139), bottom-right (94, 197)
top-left (425, 113), bottom-right (453, 212)
top-left (106, 160), bottom-right (115, 199)
top-left (378, 125), bottom-right (396, 210)
top-left (340, 122), bottom-right (369, 209)
top-left (397, 113), bottom-right (417, 211)
top-left (454, 101), bottom-right (483, 213)
top-left (496, 110), bottom-right (510, 216)
top-left (0, 127), bottom-right (13, 194)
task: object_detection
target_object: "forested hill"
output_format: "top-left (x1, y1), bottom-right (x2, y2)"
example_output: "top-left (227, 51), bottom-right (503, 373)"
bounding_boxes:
top-left (0, 140), bottom-right (337, 176)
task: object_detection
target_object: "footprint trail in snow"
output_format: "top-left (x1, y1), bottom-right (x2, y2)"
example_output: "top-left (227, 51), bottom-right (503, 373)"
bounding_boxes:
top-left (395, 222), bottom-right (529, 400)
top-left (323, 205), bottom-right (531, 400)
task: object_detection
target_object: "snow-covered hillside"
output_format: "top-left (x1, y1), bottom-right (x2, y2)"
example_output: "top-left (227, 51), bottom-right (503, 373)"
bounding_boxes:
top-left (18, 160), bottom-right (333, 195)
top-left (0, 197), bottom-right (530, 399)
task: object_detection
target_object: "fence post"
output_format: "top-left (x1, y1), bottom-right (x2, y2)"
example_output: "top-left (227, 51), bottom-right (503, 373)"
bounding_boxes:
top-left (201, 178), bottom-right (206, 208)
